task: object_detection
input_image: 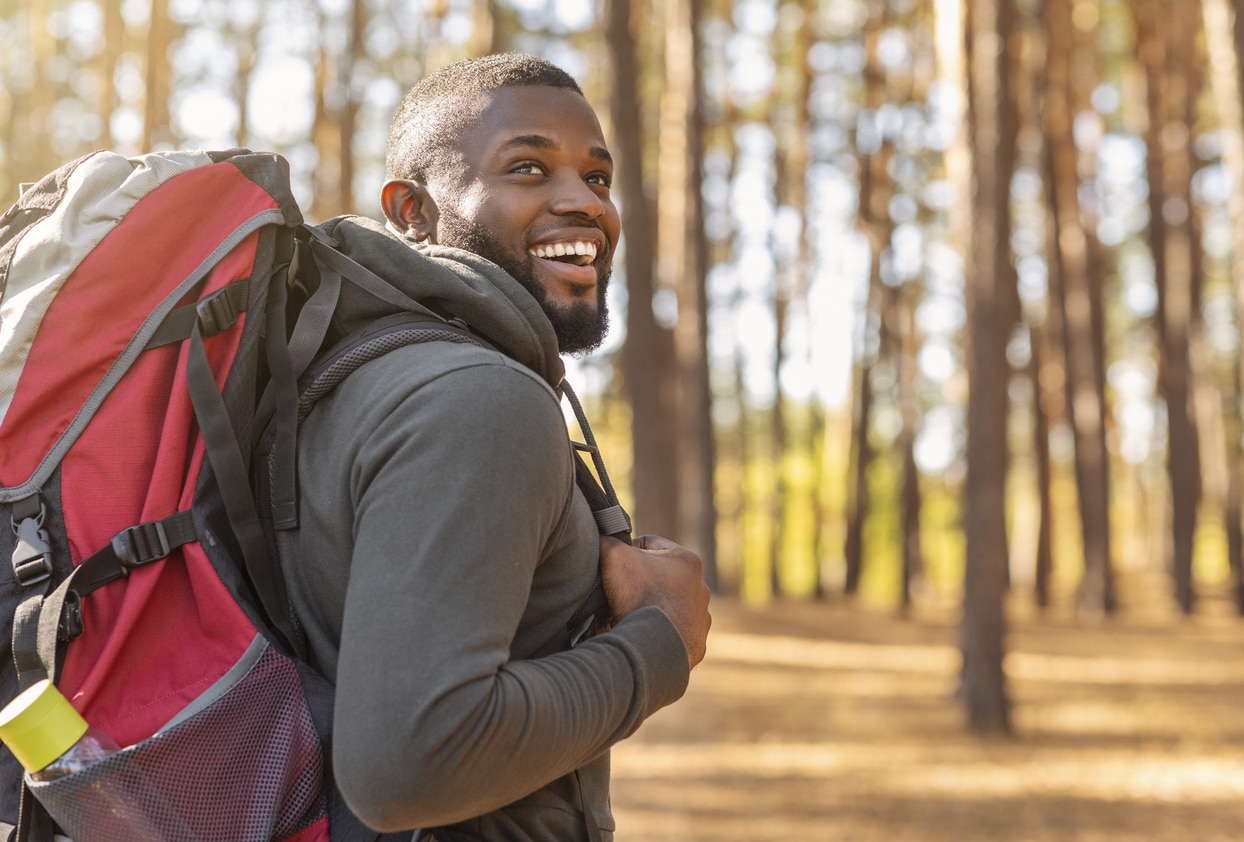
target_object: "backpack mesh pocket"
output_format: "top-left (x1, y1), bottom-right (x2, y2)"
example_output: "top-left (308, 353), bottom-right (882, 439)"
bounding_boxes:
top-left (27, 641), bottom-right (328, 842)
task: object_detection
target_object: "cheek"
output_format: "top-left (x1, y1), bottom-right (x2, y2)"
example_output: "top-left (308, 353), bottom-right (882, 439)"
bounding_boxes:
top-left (445, 180), bottom-right (488, 221)
top-left (603, 207), bottom-right (622, 253)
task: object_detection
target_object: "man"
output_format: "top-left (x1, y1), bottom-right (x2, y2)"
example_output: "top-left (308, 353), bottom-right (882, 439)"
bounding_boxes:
top-left (281, 53), bottom-right (712, 841)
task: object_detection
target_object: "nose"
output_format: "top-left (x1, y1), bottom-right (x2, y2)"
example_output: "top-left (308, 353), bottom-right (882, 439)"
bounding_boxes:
top-left (549, 173), bottom-right (606, 221)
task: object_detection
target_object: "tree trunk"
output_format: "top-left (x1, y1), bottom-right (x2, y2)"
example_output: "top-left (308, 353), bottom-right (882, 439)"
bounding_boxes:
top-left (311, 6), bottom-right (338, 222)
top-left (844, 0), bottom-right (893, 597)
top-left (338, 0), bottom-right (367, 216)
top-left (898, 289), bottom-right (924, 610)
top-left (811, 400), bottom-right (830, 600)
top-left (1030, 328), bottom-right (1056, 608)
top-left (786, 1), bottom-right (818, 598)
top-left (231, 11), bottom-right (262, 150)
top-left (469, 0), bottom-right (504, 56)
top-left (842, 334), bottom-right (876, 597)
top-left (1045, 0), bottom-right (1114, 618)
top-left (97, 0), bottom-right (125, 149)
top-left (661, 0), bottom-right (718, 587)
top-left (770, 278), bottom-right (788, 598)
top-left (961, 0), bottom-right (1014, 734)
top-left (607, 0), bottom-right (681, 542)
top-left (1136, 0), bottom-right (1199, 613)
top-left (1014, 8), bottom-right (1057, 610)
top-left (1205, 0), bottom-right (1244, 613)
top-left (143, 0), bottom-right (174, 150)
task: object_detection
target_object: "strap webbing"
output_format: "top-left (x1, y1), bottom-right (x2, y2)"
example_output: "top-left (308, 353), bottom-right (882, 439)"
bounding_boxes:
top-left (262, 248), bottom-right (299, 530)
top-left (563, 380), bottom-right (632, 542)
top-left (591, 506), bottom-right (631, 538)
top-left (11, 511), bottom-right (197, 691)
top-left (270, 238), bottom-right (343, 528)
top-left (11, 591), bottom-right (50, 691)
top-left (145, 278), bottom-right (251, 348)
top-left (10, 494), bottom-right (53, 691)
top-left (308, 234), bottom-right (442, 319)
top-left (186, 315), bottom-right (299, 654)
top-left (70, 512), bottom-right (197, 597)
top-left (287, 236), bottom-right (344, 379)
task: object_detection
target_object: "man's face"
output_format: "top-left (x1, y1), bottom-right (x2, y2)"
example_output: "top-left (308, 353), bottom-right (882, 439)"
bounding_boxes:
top-left (430, 85), bottom-right (621, 355)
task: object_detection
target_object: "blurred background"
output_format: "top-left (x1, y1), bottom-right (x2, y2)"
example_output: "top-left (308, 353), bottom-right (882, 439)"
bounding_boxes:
top-left (5, 0), bottom-right (1244, 838)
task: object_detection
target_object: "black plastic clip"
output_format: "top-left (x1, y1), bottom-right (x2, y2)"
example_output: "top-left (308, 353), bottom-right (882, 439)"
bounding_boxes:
top-left (196, 287), bottom-right (240, 337)
top-left (58, 591), bottom-right (84, 641)
top-left (110, 520), bottom-right (171, 574)
top-left (11, 506), bottom-right (53, 587)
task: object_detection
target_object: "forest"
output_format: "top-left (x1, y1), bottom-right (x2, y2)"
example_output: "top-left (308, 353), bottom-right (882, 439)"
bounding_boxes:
top-left (4, 0), bottom-right (1244, 737)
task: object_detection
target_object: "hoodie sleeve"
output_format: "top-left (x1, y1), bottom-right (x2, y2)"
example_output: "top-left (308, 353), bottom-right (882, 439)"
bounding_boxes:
top-left (309, 345), bottom-right (690, 832)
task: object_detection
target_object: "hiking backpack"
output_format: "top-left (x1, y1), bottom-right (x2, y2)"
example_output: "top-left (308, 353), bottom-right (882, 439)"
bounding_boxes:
top-left (0, 148), bottom-right (621, 842)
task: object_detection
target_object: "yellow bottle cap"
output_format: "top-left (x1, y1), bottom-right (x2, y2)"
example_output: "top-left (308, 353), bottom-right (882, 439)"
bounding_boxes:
top-left (0, 680), bottom-right (89, 773)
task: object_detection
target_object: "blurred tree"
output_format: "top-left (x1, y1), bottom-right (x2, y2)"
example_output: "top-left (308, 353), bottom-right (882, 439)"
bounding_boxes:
top-left (768, 0), bottom-right (816, 597)
top-left (1045, 0), bottom-right (1114, 617)
top-left (1015, 6), bottom-right (1056, 608)
top-left (469, 0), bottom-right (509, 55)
top-left (785, 0), bottom-right (821, 599)
top-left (1135, 0), bottom-right (1200, 614)
top-left (144, 0), bottom-right (174, 150)
top-left (897, 284), bottom-right (925, 609)
top-left (228, 10), bottom-right (260, 150)
top-left (894, 0), bottom-right (937, 610)
top-left (97, 0), bottom-right (125, 150)
top-left (606, 0), bottom-right (681, 541)
top-left (661, 0), bottom-right (719, 587)
top-left (843, 0), bottom-right (892, 598)
top-left (27, 0), bottom-right (60, 178)
top-left (961, 0), bottom-right (1015, 733)
top-left (311, 0), bottom-right (367, 219)
top-left (1204, 0), bottom-right (1244, 613)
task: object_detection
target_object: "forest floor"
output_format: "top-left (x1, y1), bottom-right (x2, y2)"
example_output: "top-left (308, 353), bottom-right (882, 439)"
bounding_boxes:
top-left (610, 574), bottom-right (1244, 841)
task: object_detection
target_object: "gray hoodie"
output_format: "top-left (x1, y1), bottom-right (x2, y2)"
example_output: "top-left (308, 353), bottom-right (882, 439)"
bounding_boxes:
top-left (281, 217), bottom-right (690, 840)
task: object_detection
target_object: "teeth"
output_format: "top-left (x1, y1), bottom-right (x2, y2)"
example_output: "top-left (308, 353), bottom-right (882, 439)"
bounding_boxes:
top-left (530, 241), bottom-right (598, 260)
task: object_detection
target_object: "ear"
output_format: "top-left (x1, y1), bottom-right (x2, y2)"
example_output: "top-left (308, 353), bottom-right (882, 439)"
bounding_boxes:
top-left (381, 179), bottom-right (440, 244)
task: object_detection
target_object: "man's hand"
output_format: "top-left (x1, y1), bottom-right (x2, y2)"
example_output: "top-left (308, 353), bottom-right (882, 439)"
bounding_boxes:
top-left (599, 535), bottom-right (712, 668)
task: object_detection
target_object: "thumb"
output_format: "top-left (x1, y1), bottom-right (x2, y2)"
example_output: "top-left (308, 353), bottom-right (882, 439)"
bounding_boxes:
top-left (633, 534), bottom-right (680, 552)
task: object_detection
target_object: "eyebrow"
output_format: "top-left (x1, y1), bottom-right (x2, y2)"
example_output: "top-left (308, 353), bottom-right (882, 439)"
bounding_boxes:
top-left (500, 134), bottom-right (614, 166)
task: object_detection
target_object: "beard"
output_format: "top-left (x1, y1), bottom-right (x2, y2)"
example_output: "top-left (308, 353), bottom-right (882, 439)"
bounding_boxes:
top-left (437, 206), bottom-right (611, 355)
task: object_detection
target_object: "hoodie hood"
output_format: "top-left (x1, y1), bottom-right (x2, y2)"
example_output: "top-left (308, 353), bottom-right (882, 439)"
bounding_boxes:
top-left (317, 215), bottom-right (565, 391)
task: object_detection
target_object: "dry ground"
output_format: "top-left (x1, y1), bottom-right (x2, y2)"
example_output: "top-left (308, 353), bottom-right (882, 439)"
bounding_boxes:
top-left (610, 582), bottom-right (1244, 841)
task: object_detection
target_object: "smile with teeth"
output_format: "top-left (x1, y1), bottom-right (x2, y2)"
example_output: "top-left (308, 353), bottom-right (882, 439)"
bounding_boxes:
top-left (529, 241), bottom-right (598, 267)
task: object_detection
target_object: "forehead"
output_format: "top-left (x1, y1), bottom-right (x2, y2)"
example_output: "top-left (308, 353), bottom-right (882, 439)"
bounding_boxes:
top-left (458, 85), bottom-right (609, 164)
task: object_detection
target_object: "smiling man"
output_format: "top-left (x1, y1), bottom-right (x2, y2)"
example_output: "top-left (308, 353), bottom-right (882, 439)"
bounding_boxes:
top-left (383, 66), bottom-right (617, 354)
top-left (280, 54), bottom-right (712, 842)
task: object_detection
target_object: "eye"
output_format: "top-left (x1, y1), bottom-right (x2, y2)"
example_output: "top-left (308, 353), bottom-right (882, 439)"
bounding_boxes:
top-left (510, 161), bottom-right (547, 176)
top-left (586, 172), bottom-right (612, 189)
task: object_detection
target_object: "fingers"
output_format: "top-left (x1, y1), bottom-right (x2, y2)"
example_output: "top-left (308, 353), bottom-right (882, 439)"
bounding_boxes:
top-left (597, 533), bottom-right (712, 670)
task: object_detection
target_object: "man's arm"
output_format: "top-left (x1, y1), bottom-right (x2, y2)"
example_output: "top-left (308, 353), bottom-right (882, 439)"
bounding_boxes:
top-left (319, 349), bottom-right (691, 831)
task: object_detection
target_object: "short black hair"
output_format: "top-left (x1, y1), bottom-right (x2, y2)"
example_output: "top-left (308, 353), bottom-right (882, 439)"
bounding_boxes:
top-left (386, 53), bottom-right (584, 185)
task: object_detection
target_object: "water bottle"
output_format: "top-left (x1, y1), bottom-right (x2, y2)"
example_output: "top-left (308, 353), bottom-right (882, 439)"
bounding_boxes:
top-left (0, 679), bottom-right (116, 780)
top-left (0, 680), bottom-right (194, 841)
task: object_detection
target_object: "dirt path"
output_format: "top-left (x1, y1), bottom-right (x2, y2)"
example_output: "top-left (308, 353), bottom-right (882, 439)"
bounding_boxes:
top-left (610, 590), bottom-right (1244, 841)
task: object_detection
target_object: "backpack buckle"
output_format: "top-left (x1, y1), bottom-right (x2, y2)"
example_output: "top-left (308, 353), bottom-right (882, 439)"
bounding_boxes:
top-left (111, 521), bottom-right (172, 573)
top-left (12, 507), bottom-right (53, 587)
top-left (58, 591), bottom-right (84, 641)
top-left (196, 287), bottom-right (239, 337)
